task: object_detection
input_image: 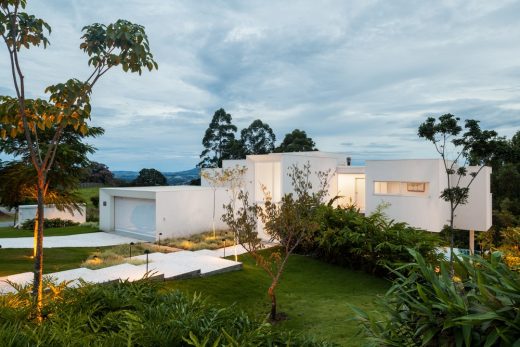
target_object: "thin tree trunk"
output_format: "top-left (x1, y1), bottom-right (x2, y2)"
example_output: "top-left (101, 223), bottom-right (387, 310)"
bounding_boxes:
top-left (32, 175), bottom-right (45, 321)
top-left (268, 283), bottom-right (277, 321)
top-left (449, 205), bottom-right (455, 276)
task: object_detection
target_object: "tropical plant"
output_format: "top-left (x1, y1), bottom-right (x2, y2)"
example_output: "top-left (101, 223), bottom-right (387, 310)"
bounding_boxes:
top-left (0, 279), bottom-right (334, 346)
top-left (352, 250), bottom-right (520, 347)
top-left (299, 204), bottom-right (440, 276)
top-left (0, 0), bottom-right (157, 316)
top-left (418, 114), bottom-right (499, 273)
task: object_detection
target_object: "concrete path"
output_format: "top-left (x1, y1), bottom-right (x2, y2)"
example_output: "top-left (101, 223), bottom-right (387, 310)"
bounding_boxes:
top-left (0, 249), bottom-right (243, 294)
top-left (0, 232), bottom-right (142, 248)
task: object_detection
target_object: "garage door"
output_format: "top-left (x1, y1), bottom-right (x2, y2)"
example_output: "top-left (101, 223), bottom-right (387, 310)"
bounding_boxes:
top-left (114, 197), bottom-right (156, 237)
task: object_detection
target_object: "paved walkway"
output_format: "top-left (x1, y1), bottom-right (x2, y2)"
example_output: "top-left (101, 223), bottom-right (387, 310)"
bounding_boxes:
top-left (0, 249), bottom-right (243, 294)
top-left (0, 232), bottom-right (142, 248)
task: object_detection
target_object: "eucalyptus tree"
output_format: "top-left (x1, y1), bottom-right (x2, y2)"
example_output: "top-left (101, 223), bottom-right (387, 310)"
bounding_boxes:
top-left (0, 0), bottom-right (157, 316)
top-left (199, 108), bottom-right (237, 168)
top-left (418, 114), bottom-right (498, 272)
top-left (275, 129), bottom-right (317, 153)
top-left (240, 119), bottom-right (276, 155)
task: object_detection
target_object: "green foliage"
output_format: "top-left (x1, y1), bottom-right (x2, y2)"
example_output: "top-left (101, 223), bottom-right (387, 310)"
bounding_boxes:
top-left (21, 217), bottom-right (79, 230)
top-left (199, 108), bottom-right (238, 168)
top-left (223, 162), bottom-right (329, 320)
top-left (0, 280), bottom-right (334, 346)
top-left (164, 230), bottom-right (234, 251)
top-left (81, 161), bottom-right (115, 185)
top-left (275, 129), bottom-right (317, 153)
top-left (353, 250), bottom-right (520, 347)
top-left (132, 168), bottom-right (167, 186)
top-left (241, 119), bottom-right (276, 155)
top-left (300, 204), bottom-right (441, 276)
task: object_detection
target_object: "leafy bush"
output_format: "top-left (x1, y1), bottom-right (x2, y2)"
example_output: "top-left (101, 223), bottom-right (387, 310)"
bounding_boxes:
top-left (352, 250), bottom-right (520, 347)
top-left (299, 205), bottom-right (441, 275)
top-left (21, 218), bottom-right (79, 230)
top-left (0, 279), bottom-right (334, 346)
top-left (90, 195), bottom-right (99, 208)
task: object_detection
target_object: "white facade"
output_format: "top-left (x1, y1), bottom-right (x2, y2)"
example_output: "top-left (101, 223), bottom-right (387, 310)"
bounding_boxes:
top-left (99, 186), bottom-right (230, 241)
top-left (101, 152), bottom-right (492, 241)
top-left (18, 204), bottom-right (86, 226)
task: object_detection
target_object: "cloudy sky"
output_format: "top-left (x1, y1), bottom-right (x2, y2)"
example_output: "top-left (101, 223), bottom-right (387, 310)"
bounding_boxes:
top-left (1, 0), bottom-right (519, 171)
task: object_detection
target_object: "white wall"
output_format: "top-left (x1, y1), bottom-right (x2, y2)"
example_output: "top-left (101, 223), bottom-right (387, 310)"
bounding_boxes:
top-left (18, 204), bottom-right (86, 226)
top-left (155, 187), bottom-right (230, 239)
top-left (280, 153), bottom-right (340, 203)
top-left (365, 159), bottom-right (449, 232)
top-left (453, 166), bottom-right (492, 231)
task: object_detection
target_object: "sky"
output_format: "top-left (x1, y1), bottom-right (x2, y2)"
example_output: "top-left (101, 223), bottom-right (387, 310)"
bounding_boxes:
top-left (1, 0), bottom-right (520, 171)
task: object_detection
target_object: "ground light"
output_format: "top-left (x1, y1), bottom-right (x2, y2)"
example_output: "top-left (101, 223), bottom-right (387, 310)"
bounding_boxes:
top-left (144, 250), bottom-right (150, 273)
top-left (158, 233), bottom-right (162, 246)
top-left (222, 239), bottom-right (226, 257)
top-left (129, 242), bottom-right (135, 259)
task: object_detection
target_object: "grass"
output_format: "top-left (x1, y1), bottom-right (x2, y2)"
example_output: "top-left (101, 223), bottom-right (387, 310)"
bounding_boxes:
top-left (164, 230), bottom-right (235, 250)
top-left (0, 247), bottom-right (100, 277)
top-left (81, 242), bottom-right (173, 269)
top-left (0, 225), bottom-right (100, 238)
top-left (166, 251), bottom-right (390, 346)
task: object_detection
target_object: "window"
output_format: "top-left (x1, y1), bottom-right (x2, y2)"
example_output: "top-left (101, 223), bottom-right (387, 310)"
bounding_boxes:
top-left (374, 181), bottom-right (429, 196)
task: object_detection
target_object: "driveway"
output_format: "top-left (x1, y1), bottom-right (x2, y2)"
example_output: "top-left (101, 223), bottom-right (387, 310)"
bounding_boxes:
top-left (0, 232), bottom-right (143, 248)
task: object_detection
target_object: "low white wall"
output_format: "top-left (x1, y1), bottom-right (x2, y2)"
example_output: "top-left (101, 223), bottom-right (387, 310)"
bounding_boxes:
top-left (156, 187), bottom-right (231, 239)
top-left (18, 204), bottom-right (86, 226)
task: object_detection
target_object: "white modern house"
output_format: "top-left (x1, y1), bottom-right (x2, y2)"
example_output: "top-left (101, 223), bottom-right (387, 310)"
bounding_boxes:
top-left (99, 151), bottom-right (492, 241)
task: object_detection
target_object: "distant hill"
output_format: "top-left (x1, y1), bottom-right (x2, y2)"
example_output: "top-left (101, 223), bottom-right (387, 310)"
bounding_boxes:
top-left (113, 168), bottom-right (200, 185)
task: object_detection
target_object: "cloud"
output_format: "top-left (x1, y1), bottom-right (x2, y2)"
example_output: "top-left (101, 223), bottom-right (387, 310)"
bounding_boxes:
top-left (1, 0), bottom-right (519, 170)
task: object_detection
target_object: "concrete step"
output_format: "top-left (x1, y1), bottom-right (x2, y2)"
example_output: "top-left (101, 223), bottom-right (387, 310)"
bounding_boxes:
top-left (163, 251), bottom-right (242, 276)
top-left (0, 271), bottom-right (33, 293)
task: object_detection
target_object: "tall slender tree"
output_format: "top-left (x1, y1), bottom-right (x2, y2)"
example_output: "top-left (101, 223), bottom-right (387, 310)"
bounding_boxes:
top-left (418, 114), bottom-right (498, 273)
top-left (0, 0), bottom-right (157, 316)
top-left (198, 108), bottom-right (237, 168)
top-left (241, 119), bottom-right (276, 155)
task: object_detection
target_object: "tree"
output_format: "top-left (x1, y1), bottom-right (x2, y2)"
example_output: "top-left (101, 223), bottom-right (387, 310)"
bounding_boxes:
top-left (240, 119), bottom-right (276, 155)
top-left (222, 163), bottom-right (329, 320)
top-left (0, 125), bottom-right (102, 225)
top-left (0, 1), bottom-right (157, 316)
top-left (275, 129), bottom-right (317, 153)
top-left (133, 168), bottom-right (167, 186)
top-left (418, 114), bottom-right (499, 272)
top-left (198, 108), bottom-right (237, 168)
top-left (82, 161), bottom-right (115, 185)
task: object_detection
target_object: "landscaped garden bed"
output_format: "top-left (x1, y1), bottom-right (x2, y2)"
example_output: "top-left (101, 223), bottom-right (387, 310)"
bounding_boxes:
top-left (162, 230), bottom-right (235, 251)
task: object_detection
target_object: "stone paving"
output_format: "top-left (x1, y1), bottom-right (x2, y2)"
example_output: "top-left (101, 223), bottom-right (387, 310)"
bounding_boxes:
top-left (0, 232), bottom-right (142, 248)
top-left (0, 249), bottom-right (243, 294)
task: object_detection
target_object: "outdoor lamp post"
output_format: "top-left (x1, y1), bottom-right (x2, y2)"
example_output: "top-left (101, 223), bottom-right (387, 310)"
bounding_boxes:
top-left (129, 242), bottom-right (135, 259)
top-left (144, 250), bottom-right (150, 273)
top-left (222, 238), bottom-right (226, 257)
top-left (158, 233), bottom-right (163, 246)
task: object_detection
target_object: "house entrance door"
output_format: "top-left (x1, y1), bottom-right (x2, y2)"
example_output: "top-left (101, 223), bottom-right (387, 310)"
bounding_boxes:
top-left (355, 178), bottom-right (366, 211)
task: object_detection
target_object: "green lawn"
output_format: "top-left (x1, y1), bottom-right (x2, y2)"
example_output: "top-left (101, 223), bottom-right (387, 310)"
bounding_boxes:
top-left (166, 252), bottom-right (390, 346)
top-left (77, 187), bottom-right (102, 208)
top-left (0, 225), bottom-right (100, 238)
top-left (0, 247), bottom-right (99, 277)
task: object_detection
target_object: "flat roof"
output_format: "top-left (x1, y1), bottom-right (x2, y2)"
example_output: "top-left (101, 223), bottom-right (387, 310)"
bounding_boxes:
top-left (100, 186), bottom-right (216, 192)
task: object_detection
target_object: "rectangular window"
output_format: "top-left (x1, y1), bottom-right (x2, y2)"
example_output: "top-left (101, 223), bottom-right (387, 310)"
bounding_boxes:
top-left (374, 181), bottom-right (428, 196)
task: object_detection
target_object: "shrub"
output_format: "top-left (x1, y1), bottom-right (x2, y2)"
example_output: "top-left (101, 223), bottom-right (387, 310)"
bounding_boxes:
top-left (352, 250), bottom-right (520, 347)
top-left (90, 195), bottom-right (99, 208)
top-left (300, 204), bottom-right (440, 275)
top-left (21, 218), bottom-right (79, 230)
top-left (0, 280), bottom-right (334, 346)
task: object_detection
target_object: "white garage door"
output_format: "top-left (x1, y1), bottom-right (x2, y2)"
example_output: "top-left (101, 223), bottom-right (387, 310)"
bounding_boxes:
top-left (114, 197), bottom-right (156, 237)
